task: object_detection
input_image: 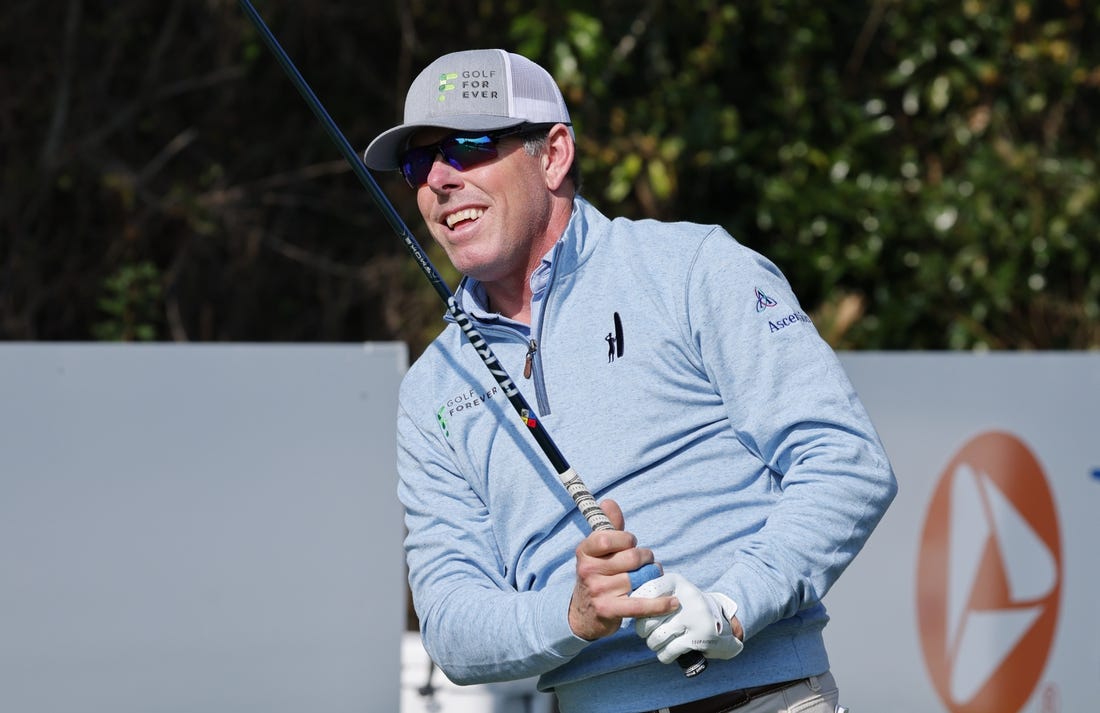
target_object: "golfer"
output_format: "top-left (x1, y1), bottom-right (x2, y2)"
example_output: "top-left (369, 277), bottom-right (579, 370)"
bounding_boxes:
top-left (364, 49), bottom-right (897, 713)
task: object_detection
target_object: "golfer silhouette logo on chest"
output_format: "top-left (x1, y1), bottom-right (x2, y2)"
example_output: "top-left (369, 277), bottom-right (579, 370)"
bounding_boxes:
top-left (606, 312), bottom-right (625, 363)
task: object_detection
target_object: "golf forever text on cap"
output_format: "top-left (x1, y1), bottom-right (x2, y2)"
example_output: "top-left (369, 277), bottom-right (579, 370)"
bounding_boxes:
top-left (363, 49), bottom-right (572, 170)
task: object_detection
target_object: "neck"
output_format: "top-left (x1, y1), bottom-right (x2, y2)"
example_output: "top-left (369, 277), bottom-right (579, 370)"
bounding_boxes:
top-left (481, 194), bottom-right (574, 325)
top-left (484, 276), bottom-right (534, 324)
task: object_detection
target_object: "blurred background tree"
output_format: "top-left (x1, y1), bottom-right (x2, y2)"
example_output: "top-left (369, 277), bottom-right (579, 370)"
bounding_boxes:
top-left (2, 0), bottom-right (1098, 354)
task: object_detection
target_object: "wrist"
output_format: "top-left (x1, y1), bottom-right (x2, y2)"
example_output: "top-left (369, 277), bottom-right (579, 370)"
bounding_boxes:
top-left (730, 615), bottom-right (744, 641)
top-left (708, 592), bottom-right (743, 641)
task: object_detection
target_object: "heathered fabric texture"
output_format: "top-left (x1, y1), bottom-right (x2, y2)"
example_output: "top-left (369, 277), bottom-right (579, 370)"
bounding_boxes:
top-left (396, 197), bottom-right (897, 712)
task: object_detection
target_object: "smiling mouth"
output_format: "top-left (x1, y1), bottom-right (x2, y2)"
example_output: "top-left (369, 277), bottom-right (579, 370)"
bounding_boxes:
top-left (445, 208), bottom-right (485, 229)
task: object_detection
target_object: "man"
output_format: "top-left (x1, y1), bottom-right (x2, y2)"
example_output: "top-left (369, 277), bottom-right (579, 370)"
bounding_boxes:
top-left (363, 49), bottom-right (896, 713)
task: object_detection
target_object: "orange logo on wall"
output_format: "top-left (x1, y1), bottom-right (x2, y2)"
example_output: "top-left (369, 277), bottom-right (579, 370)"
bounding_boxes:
top-left (917, 431), bottom-right (1062, 713)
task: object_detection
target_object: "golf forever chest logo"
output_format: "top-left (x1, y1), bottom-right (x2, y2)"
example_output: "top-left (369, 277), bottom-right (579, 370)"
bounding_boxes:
top-left (917, 431), bottom-right (1062, 713)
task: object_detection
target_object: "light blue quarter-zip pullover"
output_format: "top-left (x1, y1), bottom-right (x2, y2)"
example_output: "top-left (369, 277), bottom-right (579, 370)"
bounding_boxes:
top-left (396, 196), bottom-right (897, 713)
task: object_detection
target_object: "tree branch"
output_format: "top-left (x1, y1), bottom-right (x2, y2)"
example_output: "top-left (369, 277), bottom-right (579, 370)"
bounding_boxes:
top-left (39, 0), bottom-right (81, 171)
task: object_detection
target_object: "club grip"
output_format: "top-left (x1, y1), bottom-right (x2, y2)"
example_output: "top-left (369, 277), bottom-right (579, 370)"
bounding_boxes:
top-left (628, 564), bottom-right (708, 677)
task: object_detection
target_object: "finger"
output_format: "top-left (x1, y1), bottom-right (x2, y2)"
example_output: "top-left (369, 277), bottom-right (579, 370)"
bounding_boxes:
top-left (598, 499), bottom-right (624, 531)
top-left (634, 605), bottom-right (676, 637)
top-left (577, 538), bottom-right (649, 575)
top-left (621, 592), bottom-right (680, 622)
top-left (635, 610), bottom-right (673, 638)
top-left (657, 637), bottom-right (693, 665)
top-left (647, 621), bottom-right (687, 653)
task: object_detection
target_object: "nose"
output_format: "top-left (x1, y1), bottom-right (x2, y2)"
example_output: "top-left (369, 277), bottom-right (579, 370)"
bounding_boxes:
top-left (424, 154), bottom-right (463, 192)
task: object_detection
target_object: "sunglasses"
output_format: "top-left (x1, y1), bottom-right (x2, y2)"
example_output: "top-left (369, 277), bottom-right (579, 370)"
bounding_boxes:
top-left (398, 123), bottom-right (561, 188)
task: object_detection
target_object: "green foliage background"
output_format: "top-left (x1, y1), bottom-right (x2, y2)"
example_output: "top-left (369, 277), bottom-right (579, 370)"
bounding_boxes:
top-left (4, 0), bottom-right (1098, 353)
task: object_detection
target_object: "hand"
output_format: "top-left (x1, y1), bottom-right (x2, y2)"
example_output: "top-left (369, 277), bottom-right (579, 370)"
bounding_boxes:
top-left (568, 500), bottom-right (678, 641)
top-left (630, 573), bottom-right (744, 664)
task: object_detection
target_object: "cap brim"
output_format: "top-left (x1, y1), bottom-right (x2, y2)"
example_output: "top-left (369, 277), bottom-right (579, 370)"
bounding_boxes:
top-left (362, 115), bottom-right (528, 170)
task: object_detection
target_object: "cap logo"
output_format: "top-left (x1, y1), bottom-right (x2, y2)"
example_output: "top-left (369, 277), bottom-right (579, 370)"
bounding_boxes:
top-left (436, 68), bottom-right (502, 103)
top-left (917, 431), bottom-right (1062, 713)
top-left (365, 50), bottom-right (569, 171)
top-left (437, 72), bottom-right (457, 102)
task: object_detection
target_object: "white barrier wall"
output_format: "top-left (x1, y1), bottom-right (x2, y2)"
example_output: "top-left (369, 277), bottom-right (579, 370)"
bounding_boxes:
top-left (0, 344), bottom-right (407, 713)
top-left (828, 353), bottom-right (1100, 713)
top-left (2, 347), bottom-right (1096, 713)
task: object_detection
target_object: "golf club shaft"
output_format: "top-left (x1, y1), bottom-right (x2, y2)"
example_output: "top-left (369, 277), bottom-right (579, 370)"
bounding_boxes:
top-left (238, 0), bottom-right (706, 678)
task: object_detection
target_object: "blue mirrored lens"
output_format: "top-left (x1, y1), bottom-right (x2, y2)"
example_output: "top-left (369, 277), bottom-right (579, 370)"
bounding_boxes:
top-left (399, 133), bottom-right (502, 187)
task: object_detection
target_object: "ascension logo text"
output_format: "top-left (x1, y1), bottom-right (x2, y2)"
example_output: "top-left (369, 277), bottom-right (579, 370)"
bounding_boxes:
top-left (916, 431), bottom-right (1062, 713)
top-left (754, 286), bottom-right (811, 333)
top-left (767, 311), bottom-right (811, 333)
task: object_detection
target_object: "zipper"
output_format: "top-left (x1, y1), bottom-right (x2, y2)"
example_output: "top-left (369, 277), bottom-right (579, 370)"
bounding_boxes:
top-left (523, 339), bottom-right (538, 379)
top-left (529, 324), bottom-right (550, 415)
top-left (527, 249), bottom-right (559, 415)
top-left (455, 319), bottom-right (549, 414)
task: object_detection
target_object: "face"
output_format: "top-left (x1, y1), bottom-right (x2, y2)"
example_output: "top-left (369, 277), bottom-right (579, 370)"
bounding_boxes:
top-left (408, 128), bottom-right (557, 287)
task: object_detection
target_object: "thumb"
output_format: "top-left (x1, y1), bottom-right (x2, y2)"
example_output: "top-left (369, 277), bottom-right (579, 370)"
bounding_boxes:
top-left (599, 499), bottom-right (625, 531)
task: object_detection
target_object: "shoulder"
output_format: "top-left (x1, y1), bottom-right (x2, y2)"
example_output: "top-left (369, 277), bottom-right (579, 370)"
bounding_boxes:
top-left (398, 323), bottom-right (465, 409)
top-left (597, 208), bottom-right (756, 274)
top-left (573, 196), bottom-right (725, 257)
top-left (598, 211), bottom-right (772, 286)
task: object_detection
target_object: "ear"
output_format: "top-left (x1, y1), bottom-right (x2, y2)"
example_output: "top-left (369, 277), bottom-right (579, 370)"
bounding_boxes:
top-left (542, 123), bottom-right (575, 192)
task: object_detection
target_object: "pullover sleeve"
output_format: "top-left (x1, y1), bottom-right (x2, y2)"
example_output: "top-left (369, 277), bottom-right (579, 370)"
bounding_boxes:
top-left (396, 399), bottom-right (588, 684)
top-left (684, 229), bottom-right (898, 641)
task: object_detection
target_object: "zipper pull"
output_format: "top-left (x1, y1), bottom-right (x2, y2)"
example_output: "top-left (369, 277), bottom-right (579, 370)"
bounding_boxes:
top-left (523, 339), bottom-right (538, 379)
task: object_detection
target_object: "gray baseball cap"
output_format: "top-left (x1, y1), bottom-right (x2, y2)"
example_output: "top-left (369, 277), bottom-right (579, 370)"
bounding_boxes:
top-left (363, 49), bottom-right (572, 170)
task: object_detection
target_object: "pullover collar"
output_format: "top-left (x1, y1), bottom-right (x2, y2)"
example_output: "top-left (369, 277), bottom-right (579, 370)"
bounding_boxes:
top-left (453, 196), bottom-right (607, 321)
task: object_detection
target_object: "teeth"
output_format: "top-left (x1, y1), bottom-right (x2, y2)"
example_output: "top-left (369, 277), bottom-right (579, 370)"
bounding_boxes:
top-left (446, 208), bottom-right (484, 228)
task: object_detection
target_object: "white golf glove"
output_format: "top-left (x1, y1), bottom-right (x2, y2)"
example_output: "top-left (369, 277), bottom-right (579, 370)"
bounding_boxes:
top-left (630, 572), bottom-right (744, 664)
